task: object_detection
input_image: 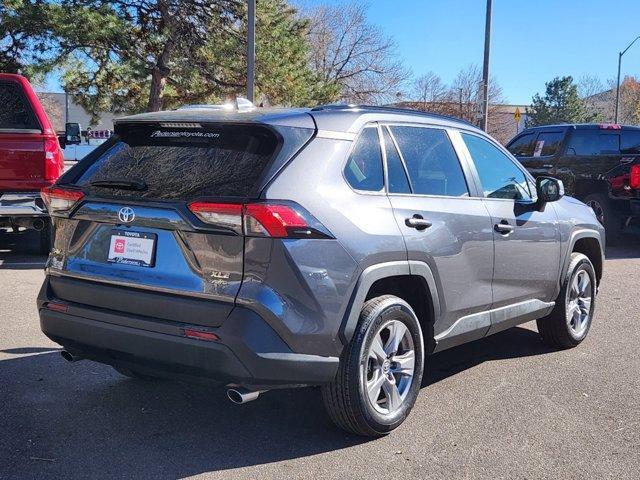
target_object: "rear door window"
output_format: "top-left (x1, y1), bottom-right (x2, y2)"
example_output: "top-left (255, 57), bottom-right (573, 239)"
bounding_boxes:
top-left (390, 126), bottom-right (469, 197)
top-left (533, 131), bottom-right (564, 156)
top-left (566, 130), bottom-right (598, 156)
top-left (621, 130), bottom-right (640, 154)
top-left (598, 133), bottom-right (620, 154)
top-left (344, 127), bottom-right (384, 192)
top-left (382, 126), bottom-right (411, 194)
top-left (68, 123), bottom-right (281, 200)
top-left (0, 81), bottom-right (39, 130)
top-left (507, 133), bottom-right (536, 157)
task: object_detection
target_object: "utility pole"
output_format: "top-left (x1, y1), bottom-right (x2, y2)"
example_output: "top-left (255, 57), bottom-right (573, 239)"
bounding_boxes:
top-left (247, 0), bottom-right (256, 103)
top-left (615, 35), bottom-right (640, 124)
top-left (480, 0), bottom-right (492, 132)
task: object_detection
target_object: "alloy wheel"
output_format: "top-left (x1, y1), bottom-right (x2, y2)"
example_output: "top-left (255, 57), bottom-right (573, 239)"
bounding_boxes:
top-left (363, 320), bottom-right (415, 415)
top-left (567, 269), bottom-right (592, 336)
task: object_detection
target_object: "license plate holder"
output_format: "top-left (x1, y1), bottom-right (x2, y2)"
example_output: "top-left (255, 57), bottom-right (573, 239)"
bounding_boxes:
top-left (107, 230), bottom-right (157, 268)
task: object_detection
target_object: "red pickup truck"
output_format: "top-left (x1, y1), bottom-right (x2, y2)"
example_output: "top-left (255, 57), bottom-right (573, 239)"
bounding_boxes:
top-left (0, 73), bottom-right (64, 253)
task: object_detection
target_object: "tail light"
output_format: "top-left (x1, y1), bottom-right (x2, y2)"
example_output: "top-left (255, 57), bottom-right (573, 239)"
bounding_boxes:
top-left (631, 165), bottom-right (640, 190)
top-left (44, 137), bottom-right (64, 181)
top-left (41, 186), bottom-right (84, 213)
top-left (188, 201), bottom-right (332, 239)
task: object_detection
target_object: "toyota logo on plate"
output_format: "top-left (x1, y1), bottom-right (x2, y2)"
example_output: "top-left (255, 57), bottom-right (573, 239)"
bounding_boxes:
top-left (118, 207), bottom-right (135, 223)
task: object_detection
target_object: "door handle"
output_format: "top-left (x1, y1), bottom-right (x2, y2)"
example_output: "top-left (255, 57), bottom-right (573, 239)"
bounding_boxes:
top-left (494, 221), bottom-right (515, 235)
top-left (405, 215), bottom-right (432, 231)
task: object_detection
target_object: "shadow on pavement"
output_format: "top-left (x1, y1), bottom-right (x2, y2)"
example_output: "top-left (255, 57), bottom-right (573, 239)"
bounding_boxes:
top-left (1, 324), bottom-right (556, 478)
top-left (0, 229), bottom-right (45, 269)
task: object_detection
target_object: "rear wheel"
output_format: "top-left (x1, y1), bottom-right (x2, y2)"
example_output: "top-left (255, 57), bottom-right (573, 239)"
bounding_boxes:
top-left (537, 252), bottom-right (596, 349)
top-left (322, 295), bottom-right (424, 436)
top-left (583, 193), bottom-right (622, 242)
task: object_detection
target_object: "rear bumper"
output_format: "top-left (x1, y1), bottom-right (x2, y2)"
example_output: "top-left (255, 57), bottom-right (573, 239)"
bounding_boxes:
top-left (0, 191), bottom-right (47, 217)
top-left (38, 277), bottom-right (338, 388)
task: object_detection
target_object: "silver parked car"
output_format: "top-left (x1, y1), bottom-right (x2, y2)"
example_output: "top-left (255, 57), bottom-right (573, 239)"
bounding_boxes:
top-left (38, 105), bottom-right (604, 436)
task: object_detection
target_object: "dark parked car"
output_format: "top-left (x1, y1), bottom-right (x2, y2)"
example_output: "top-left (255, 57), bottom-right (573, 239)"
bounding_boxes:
top-left (0, 74), bottom-right (65, 252)
top-left (507, 124), bottom-right (640, 238)
top-left (38, 105), bottom-right (604, 436)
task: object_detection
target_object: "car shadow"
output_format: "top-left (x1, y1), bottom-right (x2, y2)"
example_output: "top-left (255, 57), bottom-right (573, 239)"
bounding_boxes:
top-left (0, 229), bottom-right (46, 270)
top-left (2, 325), bottom-right (554, 478)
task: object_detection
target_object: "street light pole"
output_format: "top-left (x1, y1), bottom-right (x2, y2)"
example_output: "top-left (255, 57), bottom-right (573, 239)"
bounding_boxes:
top-left (614, 35), bottom-right (640, 124)
top-left (480, 0), bottom-right (492, 132)
top-left (247, 0), bottom-right (256, 103)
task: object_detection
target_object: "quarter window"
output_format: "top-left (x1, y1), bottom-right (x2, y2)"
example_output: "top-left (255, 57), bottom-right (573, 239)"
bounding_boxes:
top-left (344, 127), bottom-right (384, 192)
top-left (462, 133), bottom-right (532, 201)
top-left (390, 126), bottom-right (469, 197)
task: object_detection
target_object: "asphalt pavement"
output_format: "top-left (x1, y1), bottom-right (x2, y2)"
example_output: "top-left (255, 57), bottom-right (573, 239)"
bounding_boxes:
top-left (1, 228), bottom-right (639, 479)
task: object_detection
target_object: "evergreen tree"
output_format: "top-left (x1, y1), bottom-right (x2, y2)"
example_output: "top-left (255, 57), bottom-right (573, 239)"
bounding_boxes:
top-left (527, 76), bottom-right (595, 126)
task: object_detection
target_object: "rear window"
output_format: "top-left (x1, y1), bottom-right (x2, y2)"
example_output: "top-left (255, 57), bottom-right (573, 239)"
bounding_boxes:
top-left (68, 123), bottom-right (281, 200)
top-left (0, 81), bottom-right (39, 130)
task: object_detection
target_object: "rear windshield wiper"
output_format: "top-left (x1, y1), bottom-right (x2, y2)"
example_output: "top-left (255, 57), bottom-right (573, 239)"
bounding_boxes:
top-left (90, 178), bottom-right (148, 191)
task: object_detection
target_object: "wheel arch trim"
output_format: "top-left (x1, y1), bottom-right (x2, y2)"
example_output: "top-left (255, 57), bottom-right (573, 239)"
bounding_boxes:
top-left (338, 260), bottom-right (441, 346)
top-left (561, 229), bottom-right (604, 288)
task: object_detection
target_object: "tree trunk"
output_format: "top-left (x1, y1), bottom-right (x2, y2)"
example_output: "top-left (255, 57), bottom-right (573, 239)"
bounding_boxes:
top-left (148, 66), bottom-right (168, 112)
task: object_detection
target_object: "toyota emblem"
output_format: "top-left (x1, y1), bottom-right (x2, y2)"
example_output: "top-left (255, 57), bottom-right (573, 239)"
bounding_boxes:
top-left (118, 207), bottom-right (135, 223)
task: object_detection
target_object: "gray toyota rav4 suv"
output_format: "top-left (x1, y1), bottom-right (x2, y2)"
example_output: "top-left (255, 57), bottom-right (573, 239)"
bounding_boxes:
top-left (38, 105), bottom-right (604, 436)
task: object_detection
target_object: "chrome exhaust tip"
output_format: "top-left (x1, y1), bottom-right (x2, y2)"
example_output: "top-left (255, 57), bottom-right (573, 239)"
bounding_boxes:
top-left (60, 351), bottom-right (83, 362)
top-left (226, 387), bottom-right (262, 404)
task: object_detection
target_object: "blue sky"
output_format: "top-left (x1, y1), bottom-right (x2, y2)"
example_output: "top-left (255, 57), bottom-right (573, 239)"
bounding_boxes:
top-left (301, 0), bottom-right (640, 104)
top-left (44, 0), bottom-right (640, 105)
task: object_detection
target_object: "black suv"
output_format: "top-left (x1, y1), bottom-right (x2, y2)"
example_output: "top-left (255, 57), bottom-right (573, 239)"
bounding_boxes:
top-left (507, 124), bottom-right (640, 237)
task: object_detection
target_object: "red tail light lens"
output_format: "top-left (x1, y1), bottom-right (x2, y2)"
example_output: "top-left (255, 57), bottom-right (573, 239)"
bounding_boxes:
top-left (244, 204), bottom-right (308, 237)
top-left (630, 165), bottom-right (640, 189)
top-left (41, 186), bottom-right (84, 213)
top-left (187, 201), bottom-right (331, 239)
top-left (44, 137), bottom-right (64, 181)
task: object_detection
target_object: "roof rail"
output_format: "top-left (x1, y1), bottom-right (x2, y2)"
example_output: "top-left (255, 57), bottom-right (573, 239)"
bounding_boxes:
top-left (311, 104), bottom-right (476, 127)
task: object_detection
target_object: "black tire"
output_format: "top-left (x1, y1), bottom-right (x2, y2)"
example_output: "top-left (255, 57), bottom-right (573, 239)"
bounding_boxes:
top-left (39, 219), bottom-right (53, 255)
top-left (113, 365), bottom-right (161, 381)
top-left (321, 295), bottom-right (424, 436)
top-left (583, 193), bottom-right (622, 243)
top-left (536, 252), bottom-right (597, 349)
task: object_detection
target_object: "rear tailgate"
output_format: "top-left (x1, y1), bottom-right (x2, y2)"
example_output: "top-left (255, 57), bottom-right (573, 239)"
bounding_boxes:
top-left (46, 121), bottom-right (312, 327)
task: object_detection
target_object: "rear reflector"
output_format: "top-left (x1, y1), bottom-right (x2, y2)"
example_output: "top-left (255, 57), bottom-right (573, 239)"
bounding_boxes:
top-left (41, 186), bottom-right (84, 213)
top-left (630, 165), bottom-right (640, 189)
top-left (45, 302), bottom-right (69, 313)
top-left (182, 328), bottom-right (220, 342)
top-left (187, 201), bottom-right (332, 239)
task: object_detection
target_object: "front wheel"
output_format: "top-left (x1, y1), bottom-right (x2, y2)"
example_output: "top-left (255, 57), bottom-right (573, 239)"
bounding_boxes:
top-left (322, 295), bottom-right (424, 436)
top-left (537, 252), bottom-right (597, 349)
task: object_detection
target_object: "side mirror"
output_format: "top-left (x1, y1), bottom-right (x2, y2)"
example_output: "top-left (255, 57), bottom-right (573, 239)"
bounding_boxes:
top-left (65, 122), bottom-right (82, 145)
top-left (566, 147), bottom-right (577, 156)
top-left (536, 176), bottom-right (564, 204)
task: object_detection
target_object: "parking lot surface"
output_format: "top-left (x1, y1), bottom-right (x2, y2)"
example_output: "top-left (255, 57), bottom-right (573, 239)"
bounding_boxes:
top-left (1, 229), bottom-right (639, 479)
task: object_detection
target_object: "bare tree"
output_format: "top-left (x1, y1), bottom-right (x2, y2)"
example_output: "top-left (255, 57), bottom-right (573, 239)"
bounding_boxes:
top-left (412, 72), bottom-right (447, 110)
top-left (304, 2), bottom-right (409, 104)
top-left (578, 74), bottom-right (608, 121)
